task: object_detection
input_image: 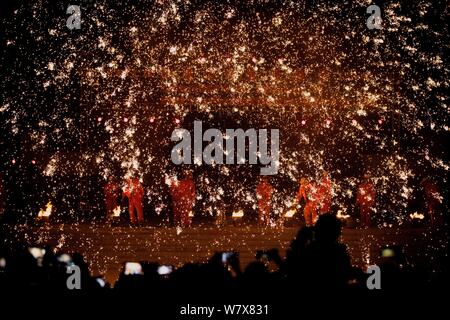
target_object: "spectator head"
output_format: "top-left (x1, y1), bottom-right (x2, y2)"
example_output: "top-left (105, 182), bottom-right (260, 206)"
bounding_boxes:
top-left (244, 261), bottom-right (269, 280)
top-left (292, 226), bottom-right (314, 250)
top-left (314, 214), bottom-right (342, 243)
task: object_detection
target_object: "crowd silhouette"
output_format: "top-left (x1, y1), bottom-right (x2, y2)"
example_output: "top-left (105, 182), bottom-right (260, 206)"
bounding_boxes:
top-left (0, 214), bottom-right (445, 294)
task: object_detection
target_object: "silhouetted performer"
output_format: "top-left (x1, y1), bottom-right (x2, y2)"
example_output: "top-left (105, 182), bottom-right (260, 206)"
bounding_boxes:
top-left (317, 170), bottom-right (332, 214)
top-left (356, 174), bottom-right (376, 228)
top-left (420, 177), bottom-right (441, 224)
top-left (123, 177), bottom-right (144, 224)
top-left (296, 177), bottom-right (318, 226)
top-left (0, 172), bottom-right (4, 216)
top-left (104, 176), bottom-right (119, 219)
top-left (170, 172), bottom-right (195, 227)
top-left (256, 177), bottom-right (274, 226)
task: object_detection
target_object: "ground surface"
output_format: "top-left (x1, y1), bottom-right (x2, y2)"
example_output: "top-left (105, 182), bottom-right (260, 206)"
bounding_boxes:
top-left (1, 222), bottom-right (443, 284)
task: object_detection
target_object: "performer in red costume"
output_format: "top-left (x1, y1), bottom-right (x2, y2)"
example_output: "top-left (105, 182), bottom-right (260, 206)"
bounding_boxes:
top-left (296, 177), bottom-right (318, 226)
top-left (317, 170), bottom-right (333, 215)
top-left (104, 176), bottom-right (119, 219)
top-left (256, 177), bottom-right (274, 226)
top-left (123, 176), bottom-right (144, 224)
top-left (170, 171), bottom-right (196, 227)
top-left (356, 174), bottom-right (376, 228)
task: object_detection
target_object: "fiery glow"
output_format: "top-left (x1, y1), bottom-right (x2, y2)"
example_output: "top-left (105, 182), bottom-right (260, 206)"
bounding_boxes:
top-left (231, 210), bottom-right (244, 218)
top-left (336, 210), bottom-right (351, 220)
top-left (284, 208), bottom-right (297, 218)
top-left (112, 206), bottom-right (121, 217)
top-left (37, 201), bottom-right (52, 218)
top-left (409, 212), bottom-right (425, 220)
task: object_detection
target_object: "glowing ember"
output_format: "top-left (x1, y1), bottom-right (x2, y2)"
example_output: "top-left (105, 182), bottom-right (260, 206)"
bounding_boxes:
top-left (336, 210), bottom-right (350, 220)
top-left (409, 212), bottom-right (425, 220)
top-left (37, 201), bottom-right (52, 218)
top-left (231, 210), bottom-right (244, 218)
top-left (284, 208), bottom-right (297, 218)
top-left (112, 206), bottom-right (121, 217)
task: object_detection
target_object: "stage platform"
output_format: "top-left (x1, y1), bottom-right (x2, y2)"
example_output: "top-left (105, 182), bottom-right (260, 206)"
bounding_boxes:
top-left (1, 223), bottom-right (445, 284)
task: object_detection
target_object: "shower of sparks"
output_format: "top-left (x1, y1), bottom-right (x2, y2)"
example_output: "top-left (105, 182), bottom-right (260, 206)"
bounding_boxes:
top-left (0, 0), bottom-right (448, 278)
